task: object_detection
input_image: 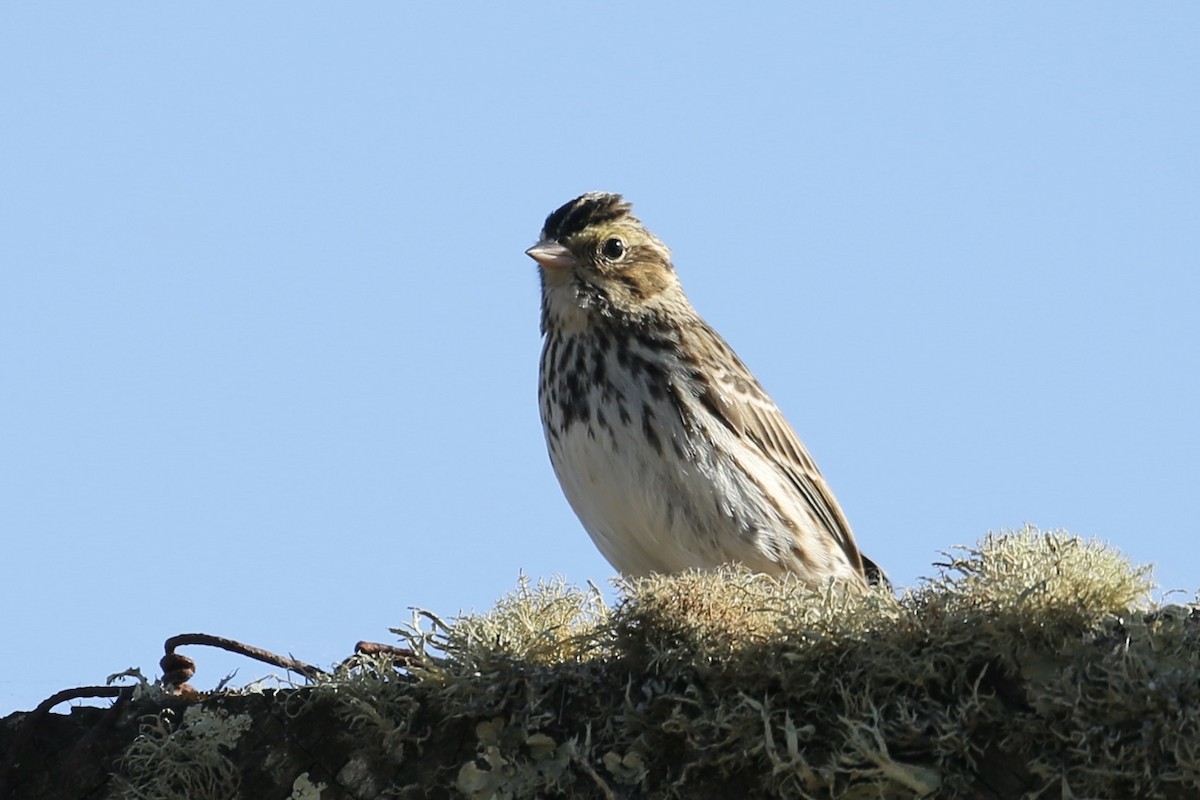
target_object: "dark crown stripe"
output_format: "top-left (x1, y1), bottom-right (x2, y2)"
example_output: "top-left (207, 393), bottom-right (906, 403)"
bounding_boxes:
top-left (541, 192), bottom-right (632, 242)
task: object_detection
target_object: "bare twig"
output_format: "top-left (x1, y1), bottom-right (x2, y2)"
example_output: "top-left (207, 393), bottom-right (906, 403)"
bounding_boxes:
top-left (161, 633), bottom-right (327, 691)
top-left (0, 686), bottom-right (131, 799)
top-left (354, 640), bottom-right (419, 665)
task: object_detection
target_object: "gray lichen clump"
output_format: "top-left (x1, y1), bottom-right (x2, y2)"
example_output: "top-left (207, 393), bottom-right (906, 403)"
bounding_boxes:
top-left (112, 527), bottom-right (1199, 800)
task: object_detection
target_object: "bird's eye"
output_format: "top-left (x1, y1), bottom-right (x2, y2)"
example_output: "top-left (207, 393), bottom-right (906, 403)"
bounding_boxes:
top-left (600, 238), bottom-right (626, 260)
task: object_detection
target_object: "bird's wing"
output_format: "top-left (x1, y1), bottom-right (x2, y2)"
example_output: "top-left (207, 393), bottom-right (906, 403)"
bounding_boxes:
top-left (688, 325), bottom-right (870, 577)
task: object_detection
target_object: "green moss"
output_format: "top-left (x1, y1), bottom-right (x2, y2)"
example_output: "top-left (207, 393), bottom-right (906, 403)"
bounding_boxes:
top-left (115, 528), bottom-right (1199, 799)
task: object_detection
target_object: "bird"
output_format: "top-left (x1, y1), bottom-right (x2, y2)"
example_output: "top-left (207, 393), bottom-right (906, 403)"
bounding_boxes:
top-left (525, 192), bottom-right (883, 589)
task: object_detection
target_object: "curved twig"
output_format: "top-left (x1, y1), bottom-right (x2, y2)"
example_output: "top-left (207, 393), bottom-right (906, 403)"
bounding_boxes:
top-left (162, 633), bottom-right (327, 685)
top-left (0, 685), bottom-right (131, 799)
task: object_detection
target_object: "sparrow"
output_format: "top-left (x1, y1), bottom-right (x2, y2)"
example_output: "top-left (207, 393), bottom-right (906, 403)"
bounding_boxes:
top-left (527, 192), bottom-right (882, 588)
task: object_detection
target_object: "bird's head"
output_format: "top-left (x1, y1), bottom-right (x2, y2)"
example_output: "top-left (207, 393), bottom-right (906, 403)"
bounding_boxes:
top-left (527, 192), bottom-right (682, 333)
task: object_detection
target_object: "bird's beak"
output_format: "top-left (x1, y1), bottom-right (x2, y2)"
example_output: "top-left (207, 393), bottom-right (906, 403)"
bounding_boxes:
top-left (525, 241), bottom-right (576, 270)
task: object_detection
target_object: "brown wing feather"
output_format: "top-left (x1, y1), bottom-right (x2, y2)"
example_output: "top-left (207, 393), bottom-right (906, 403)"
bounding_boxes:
top-left (691, 328), bottom-right (869, 578)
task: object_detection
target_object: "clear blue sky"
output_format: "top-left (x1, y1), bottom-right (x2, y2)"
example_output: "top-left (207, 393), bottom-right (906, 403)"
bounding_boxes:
top-left (2, 4), bottom-right (1197, 714)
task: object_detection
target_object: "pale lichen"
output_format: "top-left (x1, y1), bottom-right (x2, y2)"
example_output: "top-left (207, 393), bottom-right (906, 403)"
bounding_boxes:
top-left (111, 706), bottom-right (249, 800)
top-left (112, 528), bottom-right (1199, 799)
